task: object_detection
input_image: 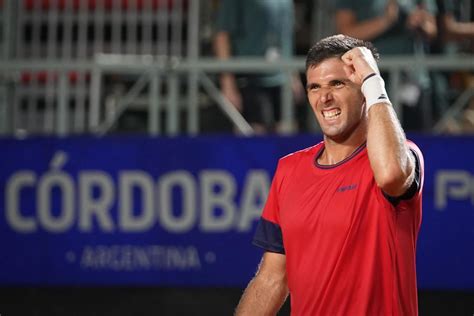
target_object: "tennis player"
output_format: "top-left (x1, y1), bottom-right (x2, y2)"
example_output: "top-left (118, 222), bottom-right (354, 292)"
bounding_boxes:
top-left (235, 34), bottom-right (424, 315)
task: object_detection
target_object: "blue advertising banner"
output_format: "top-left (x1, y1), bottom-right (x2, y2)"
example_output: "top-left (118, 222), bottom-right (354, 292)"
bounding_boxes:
top-left (414, 136), bottom-right (474, 289)
top-left (0, 135), bottom-right (473, 289)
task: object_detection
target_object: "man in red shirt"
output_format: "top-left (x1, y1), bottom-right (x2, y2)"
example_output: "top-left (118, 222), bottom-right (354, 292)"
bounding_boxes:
top-left (235, 34), bottom-right (424, 316)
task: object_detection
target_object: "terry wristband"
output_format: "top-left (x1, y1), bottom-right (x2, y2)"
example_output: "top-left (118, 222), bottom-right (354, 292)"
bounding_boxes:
top-left (361, 73), bottom-right (392, 111)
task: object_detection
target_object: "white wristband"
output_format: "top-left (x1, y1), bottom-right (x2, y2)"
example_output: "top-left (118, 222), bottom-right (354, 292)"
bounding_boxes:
top-left (361, 73), bottom-right (391, 111)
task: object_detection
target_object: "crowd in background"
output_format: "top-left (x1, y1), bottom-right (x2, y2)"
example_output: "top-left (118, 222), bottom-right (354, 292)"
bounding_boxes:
top-left (207, 0), bottom-right (474, 134)
top-left (2, 0), bottom-right (473, 135)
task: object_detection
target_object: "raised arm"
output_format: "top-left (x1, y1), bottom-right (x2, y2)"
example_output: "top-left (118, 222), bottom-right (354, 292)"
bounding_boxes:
top-left (341, 47), bottom-right (415, 197)
top-left (406, 5), bottom-right (437, 40)
top-left (335, 1), bottom-right (399, 41)
top-left (235, 252), bottom-right (288, 316)
top-left (440, 12), bottom-right (474, 41)
top-left (213, 31), bottom-right (242, 111)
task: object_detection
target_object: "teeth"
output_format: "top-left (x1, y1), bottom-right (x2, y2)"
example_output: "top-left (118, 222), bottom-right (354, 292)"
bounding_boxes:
top-left (322, 109), bottom-right (341, 119)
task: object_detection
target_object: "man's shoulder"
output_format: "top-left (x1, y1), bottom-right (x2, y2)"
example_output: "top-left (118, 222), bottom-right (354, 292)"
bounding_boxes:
top-left (277, 142), bottom-right (323, 171)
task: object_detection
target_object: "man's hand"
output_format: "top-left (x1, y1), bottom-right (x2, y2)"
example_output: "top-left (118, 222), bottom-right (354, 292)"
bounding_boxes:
top-left (341, 47), bottom-right (380, 85)
top-left (406, 5), bottom-right (437, 39)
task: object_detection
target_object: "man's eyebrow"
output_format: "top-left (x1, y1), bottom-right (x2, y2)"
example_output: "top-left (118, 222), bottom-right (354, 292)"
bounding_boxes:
top-left (307, 78), bottom-right (350, 89)
top-left (306, 82), bottom-right (320, 89)
top-left (328, 78), bottom-right (351, 84)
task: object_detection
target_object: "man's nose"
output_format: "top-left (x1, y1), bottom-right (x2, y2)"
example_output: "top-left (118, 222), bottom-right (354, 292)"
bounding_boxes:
top-left (320, 87), bottom-right (333, 104)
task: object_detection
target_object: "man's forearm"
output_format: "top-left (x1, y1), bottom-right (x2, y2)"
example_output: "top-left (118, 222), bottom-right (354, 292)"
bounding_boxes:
top-left (214, 31), bottom-right (237, 87)
top-left (367, 103), bottom-right (414, 196)
top-left (235, 275), bottom-right (289, 316)
top-left (214, 31), bottom-right (232, 60)
top-left (443, 15), bottom-right (474, 40)
top-left (336, 11), bottom-right (394, 41)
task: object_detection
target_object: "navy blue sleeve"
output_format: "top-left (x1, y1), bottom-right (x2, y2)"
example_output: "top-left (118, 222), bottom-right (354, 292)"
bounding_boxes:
top-left (252, 217), bottom-right (285, 254)
top-left (383, 149), bottom-right (421, 206)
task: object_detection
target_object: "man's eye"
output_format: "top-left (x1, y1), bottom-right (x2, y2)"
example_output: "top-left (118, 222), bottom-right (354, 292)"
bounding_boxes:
top-left (334, 81), bottom-right (344, 87)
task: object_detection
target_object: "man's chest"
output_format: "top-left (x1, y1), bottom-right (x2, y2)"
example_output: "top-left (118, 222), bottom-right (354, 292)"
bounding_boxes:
top-left (277, 163), bottom-right (378, 239)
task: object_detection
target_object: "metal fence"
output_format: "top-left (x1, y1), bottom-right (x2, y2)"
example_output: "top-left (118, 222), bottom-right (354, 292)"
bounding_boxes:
top-left (0, 0), bottom-right (473, 137)
top-left (0, 0), bottom-right (195, 136)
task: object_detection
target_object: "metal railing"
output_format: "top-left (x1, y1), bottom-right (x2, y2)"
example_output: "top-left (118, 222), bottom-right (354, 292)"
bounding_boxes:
top-left (0, 0), bottom-right (196, 137)
top-left (0, 0), bottom-right (473, 137)
top-left (0, 54), bottom-right (473, 136)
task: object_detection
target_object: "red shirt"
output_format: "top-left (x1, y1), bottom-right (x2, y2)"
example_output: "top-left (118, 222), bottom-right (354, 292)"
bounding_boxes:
top-left (253, 141), bottom-right (424, 316)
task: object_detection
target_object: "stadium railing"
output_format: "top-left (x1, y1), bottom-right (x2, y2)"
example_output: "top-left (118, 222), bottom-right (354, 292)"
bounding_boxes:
top-left (0, 55), bottom-right (473, 136)
top-left (0, 0), bottom-right (472, 137)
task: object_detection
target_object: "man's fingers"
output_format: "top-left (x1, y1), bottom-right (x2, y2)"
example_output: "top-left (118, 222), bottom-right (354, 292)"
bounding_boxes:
top-left (341, 50), bottom-right (354, 65)
top-left (342, 47), bottom-right (370, 65)
top-left (341, 47), bottom-right (380, 84)
top-left (343, 65), bottom-right (354, 79)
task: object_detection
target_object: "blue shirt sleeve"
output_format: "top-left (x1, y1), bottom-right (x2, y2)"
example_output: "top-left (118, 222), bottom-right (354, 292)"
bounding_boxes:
top-left (215, 0), bottom-right (239, 34)
top-left (334, 0), bottom-right (356, 11)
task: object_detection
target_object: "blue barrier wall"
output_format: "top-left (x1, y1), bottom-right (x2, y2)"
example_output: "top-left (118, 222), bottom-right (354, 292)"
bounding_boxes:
top-left (0, 135), bottom-right (473, 289)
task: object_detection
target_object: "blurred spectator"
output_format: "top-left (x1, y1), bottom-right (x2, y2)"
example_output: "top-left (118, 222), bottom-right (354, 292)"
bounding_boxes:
top-left (432, 0), bottom-right (474, 133)
top-left (436, 0), bottom-right (474, 44)
top-left (334, 0), bottom-right (438, 131)
top-left (213, 0), bottom-right (304, 134)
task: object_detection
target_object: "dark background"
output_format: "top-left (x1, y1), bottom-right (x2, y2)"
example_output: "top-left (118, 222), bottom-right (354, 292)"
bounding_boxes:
top-left (1, 287), bottom-right (473, 315)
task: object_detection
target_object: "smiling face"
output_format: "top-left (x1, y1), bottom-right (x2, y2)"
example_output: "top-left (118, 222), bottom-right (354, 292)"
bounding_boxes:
top-left (306, 57), bottom-right (367, 143)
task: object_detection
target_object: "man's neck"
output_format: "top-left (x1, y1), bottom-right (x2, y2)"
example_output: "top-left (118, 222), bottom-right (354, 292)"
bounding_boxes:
top-left (319, 127), bottom-right (367, 165)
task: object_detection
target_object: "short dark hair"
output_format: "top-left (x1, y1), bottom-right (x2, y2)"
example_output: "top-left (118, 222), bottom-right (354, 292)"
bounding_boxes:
top-left (305, 34), bottom-right (379, 71)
